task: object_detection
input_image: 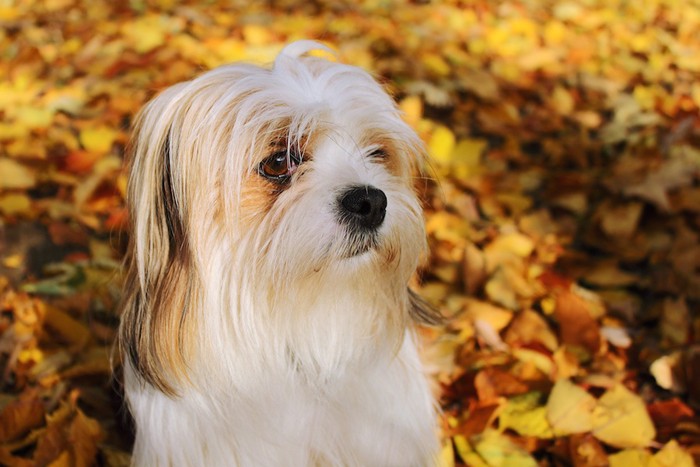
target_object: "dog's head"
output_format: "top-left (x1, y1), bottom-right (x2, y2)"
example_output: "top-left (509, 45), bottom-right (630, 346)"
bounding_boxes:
top-left (120, 41), bottom-right (438, 392)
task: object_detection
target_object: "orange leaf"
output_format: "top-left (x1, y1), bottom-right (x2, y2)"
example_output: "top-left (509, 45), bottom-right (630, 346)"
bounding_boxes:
top-left (0, 388), bottom-right (45, 443)
top-left (554, 289), bottom-right (602, 355)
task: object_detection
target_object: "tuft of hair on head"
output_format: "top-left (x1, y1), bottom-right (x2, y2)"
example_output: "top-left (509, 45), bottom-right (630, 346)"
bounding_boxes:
top-left (277, 40), bottom-right (336, 61)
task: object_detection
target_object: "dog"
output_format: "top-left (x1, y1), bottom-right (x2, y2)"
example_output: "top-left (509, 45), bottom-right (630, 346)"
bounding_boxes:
top-left (118, 40), bottom-right (440, 466)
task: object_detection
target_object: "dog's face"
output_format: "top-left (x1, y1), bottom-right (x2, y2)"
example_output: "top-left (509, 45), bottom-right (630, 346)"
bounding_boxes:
top-left (120, 42), bottom-right (434, 392)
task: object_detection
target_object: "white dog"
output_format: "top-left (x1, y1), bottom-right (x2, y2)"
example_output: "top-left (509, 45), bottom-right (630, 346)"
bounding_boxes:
top-left (118, 40), bottom-right (439, 466)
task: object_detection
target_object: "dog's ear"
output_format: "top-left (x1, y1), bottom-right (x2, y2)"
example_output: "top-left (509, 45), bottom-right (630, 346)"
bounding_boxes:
top-left (407, 288), bottom-right (443, 326)
top-left (118, 84), bottom-right (196, 395)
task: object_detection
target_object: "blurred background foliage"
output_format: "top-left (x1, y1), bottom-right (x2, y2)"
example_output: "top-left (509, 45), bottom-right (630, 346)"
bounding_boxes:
top-left (0, 0), bottom-right (699, 465)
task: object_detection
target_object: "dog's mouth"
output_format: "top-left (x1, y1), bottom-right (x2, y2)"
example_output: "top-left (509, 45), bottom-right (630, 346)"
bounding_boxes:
top-left (342, 232), bottom-right (380, 258)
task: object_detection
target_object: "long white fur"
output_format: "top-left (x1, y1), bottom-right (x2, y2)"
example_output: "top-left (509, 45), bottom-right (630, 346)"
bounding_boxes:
top-left (121, 41), bottom-right (438, 466)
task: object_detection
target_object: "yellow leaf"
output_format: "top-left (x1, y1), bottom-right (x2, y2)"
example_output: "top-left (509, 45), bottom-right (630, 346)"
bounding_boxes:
top-left (543, 20), bottom-right (568, 45)
top-left (691, 83), bottom-right (700, 109)
top-left (15, 106), bottom-right (54, 129)
top-left (0, 193), bottom-right (31, 216)
top-left (546, 379), bottom-right (596, 435)
top-left (452, 138), bottom-right (487, 169)
top-left (122, 15), bottom-right (166, 53)
top-left (486, 232), bottom-right (535, 260)
top-left (0, 6), bottom-right (20, 21)
top-left (399, 96), bottom-right (423, 128)
top-left (552, 86), bottom-right (575, 115)
top-left (592, 383), bottom-right (656, 448)
top-left (609, 449), bottom-right (652, 467)
top-left (242, 24), bottom-right (272, 46)
top-left (485, 269), bottom-right (519, 310)
top-left (0, 122), bottom-right (30, 140)
top-left (2, 254), bottom-right (23, 269)
top-left (17, 348), bottom-right (43, 364)
top-left (453, 435), bottom-right (489, 467)
top-left (428, 126), bottom-right (456, 165)
top-left (499, 392), bottom-right (553, 438)
top-left (465, 300), bottom-right (514, 331)
top-left (650, 440), bottom-right (694, 467)
top-left (472, 429), bottom-right (538, 467)
top-left (116, 173), bottom-right (128, 198)
top-left (437, 441), bottom-right (455, 467)
top-left (0, 158), bottom-right (36, 189)
top-left (633, 85), bottom-right (656, 111)
top-left (423, 53), bottom-right (451, 77)
top-left (512, 348), bottom-right (554, 375)
top-left (541, 296), bottom-right (556, 315)
top-left (79, 126), bottom-right (118, 154)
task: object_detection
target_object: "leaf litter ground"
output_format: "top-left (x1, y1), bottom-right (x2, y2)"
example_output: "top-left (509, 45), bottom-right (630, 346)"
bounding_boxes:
top-left (0, 0), bottom-right (699, 465)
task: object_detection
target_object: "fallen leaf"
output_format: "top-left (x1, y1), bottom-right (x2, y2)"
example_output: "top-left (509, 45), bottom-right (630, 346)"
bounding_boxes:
top-left (609, 449), bottom-right (653, 467)
top-left (465, 300), bottom-right (514, 332)
top-left (554, 289), bottom-right (602, 356)
top-left (0, 388), bottom-right (45, 443)
top-left (437, 441), bottom-right (455, 467)
top-left (471, 429), bottom-right (538, 467)
top-left (78, 126), bottom-right (119, 154)
top-left (568, 433), bottom-right (608, 467)
top-left (0, 193), bottom-right (32, 216)
top-left (649, 352), bottom-right (684, 392)
top-left (600, 326), bottom-right (632, 349)
top-left (499, 392), bottom-right (553, 438)
top-left (591, 383), bottom-right (656, 449)
top-left (546, 379), bottom-right (596, 436)
top-left (647, 399), bottom-right (695, 443)
top-left (429, 126), bottom-right (456, 165)
top-left (504, 309), bottom-right (558, 352)
top-left (598, 201), bottom-right (644, 239)
top-left (43, 305), bottom-right (91, 349)
top-left (457, 402), bottom-right (501, 438)
top-left (453, 435), bottom-right (489, 467)
top-left (0, 159), bottom-right (36, 189)
top-left (474, 367), bottom-right (529, 402)
top-left (660, 297), bottom-right (690, 346)
top-left (68, 409), bottom-right (103, 467)
top-left (650, 439), bottom-right (694, 467)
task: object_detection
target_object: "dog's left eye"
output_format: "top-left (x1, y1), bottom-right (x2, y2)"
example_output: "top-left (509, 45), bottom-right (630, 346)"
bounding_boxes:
top-left (258, 151), bottom-right (301, 182)
top-left (368, 147), bottom-right (387, 159)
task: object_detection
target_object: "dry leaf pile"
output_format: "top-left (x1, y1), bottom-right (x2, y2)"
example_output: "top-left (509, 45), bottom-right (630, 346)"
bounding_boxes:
top-left (0, 0), bottom-right (699, 465)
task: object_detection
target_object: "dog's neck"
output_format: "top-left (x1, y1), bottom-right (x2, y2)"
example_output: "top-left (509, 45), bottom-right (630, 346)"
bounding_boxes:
top-left (183, 264), bottom-right (408, 392)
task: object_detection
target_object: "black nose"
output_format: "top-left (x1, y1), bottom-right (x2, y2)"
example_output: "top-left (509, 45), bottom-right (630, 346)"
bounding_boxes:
top-left (338, 186), bottom-right (387, 230)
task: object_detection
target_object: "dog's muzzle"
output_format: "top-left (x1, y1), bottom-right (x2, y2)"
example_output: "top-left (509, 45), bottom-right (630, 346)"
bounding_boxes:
top-left (338, 185), bottom-right (387, 232)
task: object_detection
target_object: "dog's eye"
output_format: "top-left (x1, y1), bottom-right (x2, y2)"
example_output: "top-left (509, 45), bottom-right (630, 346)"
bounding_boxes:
top-left (258, 151), bottom-right (301, 182)
top-left (368, 148), bottom-right (387, 159)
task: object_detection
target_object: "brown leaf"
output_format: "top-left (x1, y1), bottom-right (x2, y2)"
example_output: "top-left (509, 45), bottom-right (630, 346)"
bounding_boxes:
top-left (474, 367), bottom-right (530, 402)
top-left (463, 243), bottom-right (487, 295)
top-left (0, 388), bottom-right (45, 443)
top-left (647, 399), bottom-right (695, 443)
top-left (68, 409), bottom-right (103, 467)
top-left (569, 434), bottom-right (608, 467)
top-left (33, 399), bottom-right (103, 467)
top-left (0, 447), bottom-right (33, 467)
top-left (456, 402), bottom-right (502, 438)
top-left (554, 289), bottom-right (602, 356)
top-left (504, 309), bottom-right (558, 351)
top-left (598, 201), bottom-right (644, 239)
